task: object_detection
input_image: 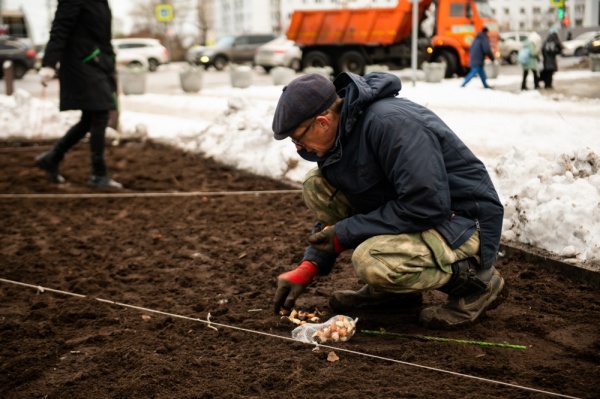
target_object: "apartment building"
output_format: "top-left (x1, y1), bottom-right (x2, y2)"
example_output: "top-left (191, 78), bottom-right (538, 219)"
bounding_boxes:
top-left (210, 0), bottom-right (599, 39)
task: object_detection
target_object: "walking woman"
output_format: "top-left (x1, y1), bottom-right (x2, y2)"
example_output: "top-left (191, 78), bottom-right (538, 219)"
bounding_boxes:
top-left (35, 0), bottom-right (122, 188)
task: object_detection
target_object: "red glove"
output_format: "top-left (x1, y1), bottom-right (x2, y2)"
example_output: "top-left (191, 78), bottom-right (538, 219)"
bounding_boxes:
top-left (273, 261), bottom-right (318, 314)
top-left (307, 225), bottom-right (345, 253)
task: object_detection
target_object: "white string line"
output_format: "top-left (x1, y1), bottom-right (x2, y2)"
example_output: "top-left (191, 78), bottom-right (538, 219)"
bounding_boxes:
top-left (0, 277), bottom-right (581, 399)
top-left (0, 190), bottom-right (302, 199)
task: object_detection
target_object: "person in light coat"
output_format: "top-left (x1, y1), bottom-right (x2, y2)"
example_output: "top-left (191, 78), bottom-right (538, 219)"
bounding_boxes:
top-left (520, 32), bottom-right (542, 91)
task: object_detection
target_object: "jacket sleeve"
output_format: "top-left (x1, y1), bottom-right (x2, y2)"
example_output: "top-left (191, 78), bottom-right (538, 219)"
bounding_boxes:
top-left (483, 37), bottom-right (495, 61)
top-left (43, 0), bottom-right (83, 68)
top-left (335, 111), bottom-right (452, 248)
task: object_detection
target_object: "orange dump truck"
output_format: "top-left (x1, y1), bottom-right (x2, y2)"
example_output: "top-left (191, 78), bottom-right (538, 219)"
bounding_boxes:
top-left (286, 0), bottom-right (499, 77)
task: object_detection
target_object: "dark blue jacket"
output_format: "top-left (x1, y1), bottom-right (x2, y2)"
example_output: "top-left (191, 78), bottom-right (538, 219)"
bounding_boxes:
top-left (301, 72), bottom-right (503, 274)
top-left (469, 31), bottom-right (494, 68)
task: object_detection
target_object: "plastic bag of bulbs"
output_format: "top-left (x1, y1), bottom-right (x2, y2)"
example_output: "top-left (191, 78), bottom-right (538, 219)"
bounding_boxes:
top-left (292, 315), bottom-right (358, 344)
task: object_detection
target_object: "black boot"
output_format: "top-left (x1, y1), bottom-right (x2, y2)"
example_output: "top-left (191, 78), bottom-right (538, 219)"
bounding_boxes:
top-left (329, 284), bottom-right (423, 313)
top-left (35, 148), bottom-right (66, 183)
top-left (88, 154), bottom-right (123, 189)
top-left (419, 258), bottom-right (506, 329)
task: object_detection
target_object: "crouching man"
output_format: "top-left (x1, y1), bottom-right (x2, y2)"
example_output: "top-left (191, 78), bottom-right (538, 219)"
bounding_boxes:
top-left (272, 72), bottom-right (506, 329)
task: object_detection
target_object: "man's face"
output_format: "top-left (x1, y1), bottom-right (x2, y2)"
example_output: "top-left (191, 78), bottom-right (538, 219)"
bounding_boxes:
top-left (288, 115), bottom-right (337, 158)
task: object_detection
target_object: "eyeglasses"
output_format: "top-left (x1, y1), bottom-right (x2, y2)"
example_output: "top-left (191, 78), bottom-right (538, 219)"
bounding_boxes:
top-left (290, 118), bottom-right (315, 147)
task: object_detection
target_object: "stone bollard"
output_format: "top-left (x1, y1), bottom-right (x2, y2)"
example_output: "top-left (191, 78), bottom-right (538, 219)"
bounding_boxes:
top-left (271, 67), bottom-right (296, 85)
top-left (230, 64), bottom-right (253, 88)
top-left (303, 66), bottom-right (334, 80)
top-left (422, 62), bottom-right (446, 83)
top-left (365, 64), bottom-right (389, 74)
top-left (179, 66), bottom-right (203, 93)
top-left (484, 59), bottom-right (500, 79)
top-left (119, 66), bottom-right (147, 95)
top-left (590, 54), bottom-right (600, 72)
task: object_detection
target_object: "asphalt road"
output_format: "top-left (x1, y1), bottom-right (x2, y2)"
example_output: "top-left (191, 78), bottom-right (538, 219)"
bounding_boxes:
top-left (1, 56), bottom-right (597, 100)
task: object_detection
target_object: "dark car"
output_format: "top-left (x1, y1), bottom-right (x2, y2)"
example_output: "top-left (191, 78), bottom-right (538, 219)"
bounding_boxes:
top-left (192, 33), bottom-right (276, 70)
top-left (0, 36), bottom-right (36, 79)
top-left (585, 32), bottom-right (600, 54)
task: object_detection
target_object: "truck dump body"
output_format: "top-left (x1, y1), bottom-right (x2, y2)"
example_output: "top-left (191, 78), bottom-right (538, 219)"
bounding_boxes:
top-left (288, 0), bottom-right (433, 46)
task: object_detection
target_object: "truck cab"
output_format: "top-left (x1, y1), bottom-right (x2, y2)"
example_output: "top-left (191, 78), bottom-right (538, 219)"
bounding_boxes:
top-left (430, 0), bottom-right (499, 77)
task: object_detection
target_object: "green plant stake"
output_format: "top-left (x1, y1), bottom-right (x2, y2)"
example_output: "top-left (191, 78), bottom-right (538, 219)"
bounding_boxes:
top-left (361, 330), bottom-right (526, 350)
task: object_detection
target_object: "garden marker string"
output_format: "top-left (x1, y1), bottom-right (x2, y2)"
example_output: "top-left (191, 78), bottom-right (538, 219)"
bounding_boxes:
top-left (361, 329), bottom-right (527, 350)
top-left (0, 278), bottom-right (581, 399)
top-left (0, 189), bottom-right (302, 199)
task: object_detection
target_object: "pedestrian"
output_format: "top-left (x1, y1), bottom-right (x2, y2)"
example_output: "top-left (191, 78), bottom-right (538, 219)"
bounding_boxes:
top-left (272, 72), bottom-right (506, 329)
top-left (35, 0), bottom-right (122, 188)
top-left (540, 26), bottom-right (563, 89)
top-left (461, 27), bottom-right (495, 89)
top-left (518, 32), bottom-right (541, 91)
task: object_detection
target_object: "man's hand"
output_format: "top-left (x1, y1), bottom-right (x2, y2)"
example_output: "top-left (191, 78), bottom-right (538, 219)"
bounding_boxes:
top-left (273, 261), bottom-right (318, 314)
top-left (307, 225), bottom-right (345, 253)
top-left (39, 67), bottom-right (55, 86)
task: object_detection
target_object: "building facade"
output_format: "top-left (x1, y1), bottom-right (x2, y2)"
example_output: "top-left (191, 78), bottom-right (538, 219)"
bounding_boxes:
top-left (209, 0), bottom-right (598, 39)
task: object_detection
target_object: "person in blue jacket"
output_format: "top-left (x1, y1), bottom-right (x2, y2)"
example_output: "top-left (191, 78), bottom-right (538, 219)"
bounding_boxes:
top-left (461, 27), bottom-right (495, 89)
top-left (272, 72), bottom-right (505, 329)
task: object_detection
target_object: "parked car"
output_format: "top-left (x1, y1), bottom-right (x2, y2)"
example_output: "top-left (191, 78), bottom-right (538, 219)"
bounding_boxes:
top-left (562, 31), bottom-right (599, 57)
top-left (111, 38), bottom-right (169, 71)
top-left (34, 44), bottom-right (149, 75)
top-left (0, 35), bottom-right (36, 79)
top-left (254, 35), bottom-right (302, 72)
top-left (498, 31), bottom-right (530, 65)
top-left (192, 33), bottom-right (276, 70)
top-left (186, 45), bottom-right (205, 64)
top-left (114, 47), bottom-right (150, 70)
top-left (584, 32), bottom-right (600, 54)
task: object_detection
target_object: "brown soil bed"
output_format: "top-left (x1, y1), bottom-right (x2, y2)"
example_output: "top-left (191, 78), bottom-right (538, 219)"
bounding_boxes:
top-left (1, 139), bottom-right (599, 399)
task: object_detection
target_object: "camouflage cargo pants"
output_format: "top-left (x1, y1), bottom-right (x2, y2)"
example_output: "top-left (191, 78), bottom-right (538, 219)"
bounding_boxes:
top-left (303, 168), bottom-right (481, 293)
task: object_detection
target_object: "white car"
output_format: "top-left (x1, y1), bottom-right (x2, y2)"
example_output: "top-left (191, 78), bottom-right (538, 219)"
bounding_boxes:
top-left (499, 32), bottom-right (529, 64)
top-left (111, 38), bottom-right (170, 71)
top-left (254, 36), bottom-right (302, 72)
top-left (562, 31), bottom-right (599, 57)
top-left (114, 49), bottom-right (149, 70)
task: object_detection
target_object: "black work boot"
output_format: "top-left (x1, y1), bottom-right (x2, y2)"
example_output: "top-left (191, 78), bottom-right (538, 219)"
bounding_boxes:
top-left (329, 284), bottom-right (423, 313)
top-left (419, 258), bottom-right (506, 329)
top-left (88, 154), bottom-right (123, 189)
top-left (35, 149), bottom-right (66, 183)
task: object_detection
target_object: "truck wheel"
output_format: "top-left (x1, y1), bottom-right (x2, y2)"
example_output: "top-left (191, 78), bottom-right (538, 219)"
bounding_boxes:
top-left (339, 51), bottom-right (366, 75)
top-left (434, 51), bottom-right (458, 78)
top-left (508, 51), bottom-right (518, 65)
top-left (303, 51), bottom-right (331, 69)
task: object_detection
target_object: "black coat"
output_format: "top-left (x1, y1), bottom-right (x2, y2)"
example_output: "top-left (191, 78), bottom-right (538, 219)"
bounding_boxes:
top-left (43, 0), bottom-right (117, 111)
top-left (300, 72), bottom-right (504, 274)
top-left (542, 32), bottom-right (563, 72)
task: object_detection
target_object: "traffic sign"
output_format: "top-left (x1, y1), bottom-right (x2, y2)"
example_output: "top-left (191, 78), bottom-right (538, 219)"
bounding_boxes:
top-left (549, 0), bottom-right (564, 7)
top-left (155, 5), bottom-right (174, 22)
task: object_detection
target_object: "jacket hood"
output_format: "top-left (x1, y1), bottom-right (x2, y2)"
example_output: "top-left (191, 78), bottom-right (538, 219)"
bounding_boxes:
top-left (333, 72), bottom-right (402, 137)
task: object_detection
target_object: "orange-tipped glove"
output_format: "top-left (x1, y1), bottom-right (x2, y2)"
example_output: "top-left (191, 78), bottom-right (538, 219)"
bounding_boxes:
top-left (273, 261), bottom-right (318, 314)
top-left (307, 225), bottom-right (345, 254)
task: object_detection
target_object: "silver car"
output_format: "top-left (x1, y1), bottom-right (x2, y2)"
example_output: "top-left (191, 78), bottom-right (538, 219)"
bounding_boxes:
top-left (562, 31), bottom-right (599, 57)
top-left (254, 36), bottom-right (302, 72)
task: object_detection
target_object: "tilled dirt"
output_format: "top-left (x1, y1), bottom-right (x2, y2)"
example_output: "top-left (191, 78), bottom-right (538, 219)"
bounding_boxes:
top-left (1, 139), bottom-right (599, 399)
